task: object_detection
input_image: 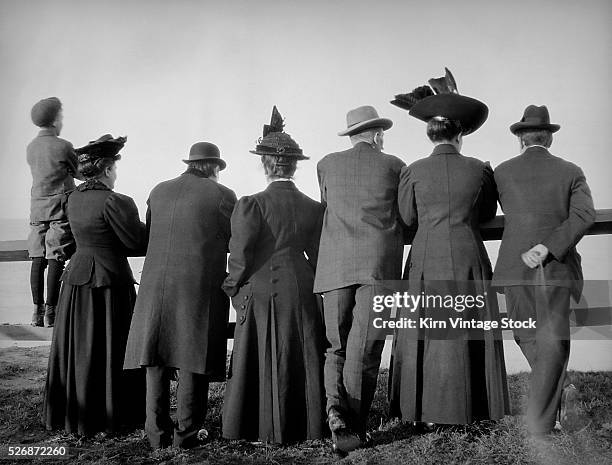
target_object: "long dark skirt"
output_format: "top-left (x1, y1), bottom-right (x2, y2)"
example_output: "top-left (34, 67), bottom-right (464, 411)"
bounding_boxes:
top-left (388, 278), bottom-right (509, 424)
top-left (44, 282), bottom-right (145, 435)
top-left (222, 279), bottom-right (327, 444)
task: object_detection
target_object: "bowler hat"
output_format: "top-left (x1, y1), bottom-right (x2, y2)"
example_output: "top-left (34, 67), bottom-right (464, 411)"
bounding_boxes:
top-left (391, 68), bottom-right (488, 135)
top-left (338, 106), bottom-right (393, 137)
top-left (510, 105), bottom-right (560, 134)
top-left (31, 97), bottom-right (62, 128)
top-left (76, 134), bottom-right (126, 161)
top-left (183, 142), bottom-right (226, 170)
top-left (250, 106), bottom-right (308, 159)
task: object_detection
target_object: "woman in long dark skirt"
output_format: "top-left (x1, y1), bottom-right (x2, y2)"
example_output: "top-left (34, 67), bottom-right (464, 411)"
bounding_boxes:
top-left (221, 107), bottom-right (327, 444)
top-left (44, 134), bottom-right (146, 436)
top-left (388, 70), bottom-right (510, 426)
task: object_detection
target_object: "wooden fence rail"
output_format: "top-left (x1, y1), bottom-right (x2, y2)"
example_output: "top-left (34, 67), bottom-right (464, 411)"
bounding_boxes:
top-left (2, 209), bottom-right (611, 263)
top-left (1, 209), bottom-right (611, 340)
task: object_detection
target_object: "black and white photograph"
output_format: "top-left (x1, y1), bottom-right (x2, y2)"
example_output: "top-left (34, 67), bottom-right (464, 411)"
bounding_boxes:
top-left (0, 0), bottom-right (611, 463)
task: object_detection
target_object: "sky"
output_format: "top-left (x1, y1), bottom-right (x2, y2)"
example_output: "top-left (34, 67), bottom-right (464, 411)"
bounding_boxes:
top-left (0, 0), bottom-right (611, 277)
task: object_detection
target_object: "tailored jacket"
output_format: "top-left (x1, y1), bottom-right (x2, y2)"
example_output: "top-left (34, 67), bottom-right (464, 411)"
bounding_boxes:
top-left (492, 146), bottom-right (596, 301)
top-left (27, 128), bottom-right (79, 222)
top-left (62, 180), bottom-right (146, 287)
top-left (389, 143), bottom-right (509, 424)
top-left (221, 180), bottom-right (326, 443)
top-left (124, 169), bottom-right (236, 378)
top-left (400, 143), bottom-right (497, 282)
top-left (314, 142), bottom-right (405, 293)
top-left (222, 180), bottom-right (324, 295)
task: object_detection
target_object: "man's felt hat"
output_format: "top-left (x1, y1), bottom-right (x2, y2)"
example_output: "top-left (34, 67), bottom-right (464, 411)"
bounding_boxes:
top-left (337, 105), bottom-right (393, 137)
top-left (182, 142), bottom-right (226, 170)
top-left (509, 105), bottom-right (560, 135)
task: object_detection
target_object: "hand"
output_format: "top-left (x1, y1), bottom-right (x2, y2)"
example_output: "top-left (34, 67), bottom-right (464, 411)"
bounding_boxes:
top-left (222, 284), bottom-right (238, 298)
top-left (521, 244), bottom-right (549, 269)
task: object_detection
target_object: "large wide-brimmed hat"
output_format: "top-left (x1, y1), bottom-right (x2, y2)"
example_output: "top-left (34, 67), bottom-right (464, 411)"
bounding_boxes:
top-left (338, 105), bottom-right (393, 137)
top-left (390, 68), bottom-right (488, 135)
top-left (31, 97), bottom-right (62, 127)
top-left (250, 106), bottom-right (308, 160)
top-left (182, 142), bottom-right (226, 170)
top-left (510, 105), bottom-right (560, 134)
top-left (75, 134), bottom-right (126, 162)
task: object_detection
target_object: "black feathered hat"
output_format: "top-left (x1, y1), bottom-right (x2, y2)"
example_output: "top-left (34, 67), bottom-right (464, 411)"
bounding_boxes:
top-left (75, 134), bottom-right (126, 163)
top-left (390, 68), bottom-right (488, 135)
top-left (250, 106), bottom-right (308, 160)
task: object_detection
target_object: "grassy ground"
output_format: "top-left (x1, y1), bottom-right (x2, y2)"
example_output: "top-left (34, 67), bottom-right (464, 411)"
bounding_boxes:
top-left (1, 346), bottom-right (611, 464)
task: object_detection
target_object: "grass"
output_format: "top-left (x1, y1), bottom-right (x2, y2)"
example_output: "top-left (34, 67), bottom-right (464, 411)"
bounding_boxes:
top-left (0, 346), bottom-right (611, 464)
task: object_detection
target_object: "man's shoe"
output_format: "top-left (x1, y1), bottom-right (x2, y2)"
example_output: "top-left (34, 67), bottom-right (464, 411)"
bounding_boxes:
top-left (196, 428), bottom-right (209, 441)
top-left (559, 384), bottom-right (590, 432)
top-left (31, 304), bottom-right (45, 327)
top-left (559, 384), bottom-right (578, 421)
top-left (44, 305), bottom-right (56, 328)
top-left (331, 430), bottom-right (362, 457)
top-left (328, 408), bottom-right (361, 456)
top-left (149, 437), bottom-right (172, 450)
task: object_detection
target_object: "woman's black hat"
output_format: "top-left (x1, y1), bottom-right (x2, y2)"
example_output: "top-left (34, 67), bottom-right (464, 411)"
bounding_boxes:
top-left (390, 68), bottom-right (488, 135)
top-left (75, 134), bottom-right (126, 162)
top-left (250, 106), bottom-right (308, 160)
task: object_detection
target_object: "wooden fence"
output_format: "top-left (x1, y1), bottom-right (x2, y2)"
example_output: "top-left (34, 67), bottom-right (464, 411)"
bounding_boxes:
top-left (1, 209), bottom-right (611, 340)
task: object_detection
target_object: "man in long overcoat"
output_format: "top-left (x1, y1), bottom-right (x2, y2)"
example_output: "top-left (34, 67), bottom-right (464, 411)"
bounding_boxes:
top-left (124, 142), bottom-right (236, 449)
top-left (493, 105), bottom-right (595, 436)
top-left (314, 106), bottom-right (405, 453)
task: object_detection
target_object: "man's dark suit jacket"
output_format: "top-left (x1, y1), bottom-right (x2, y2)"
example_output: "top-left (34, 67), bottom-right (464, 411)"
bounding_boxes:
top-left (124, 169), bottom-right (236, 379)
top-left (492, 146), bottom-right (596, 301)
top-left (314, 142), bottom-right (405, 293)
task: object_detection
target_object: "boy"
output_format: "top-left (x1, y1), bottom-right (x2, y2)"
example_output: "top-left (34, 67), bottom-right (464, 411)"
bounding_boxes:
top-left (27, 97), bottom-right (81, 327)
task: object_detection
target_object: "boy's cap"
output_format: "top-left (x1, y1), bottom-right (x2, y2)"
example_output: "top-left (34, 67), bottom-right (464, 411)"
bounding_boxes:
top-left (31, 97), bottom-right (62, 127)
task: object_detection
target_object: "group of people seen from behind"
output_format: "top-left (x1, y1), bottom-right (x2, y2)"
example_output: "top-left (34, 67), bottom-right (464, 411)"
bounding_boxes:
top-left (26, 68), bottom-right (595, 456)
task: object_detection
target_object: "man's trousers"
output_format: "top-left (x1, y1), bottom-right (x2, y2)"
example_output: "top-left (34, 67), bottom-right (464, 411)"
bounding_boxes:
top-left (323, 284), bottom-right (386, 435)
top-left (504, 285), bottom-right (571, 434)
top-left (145, 366), bottom-right (209, 448)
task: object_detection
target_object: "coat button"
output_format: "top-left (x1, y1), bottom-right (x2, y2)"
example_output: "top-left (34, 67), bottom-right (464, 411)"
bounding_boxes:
top-left (271, 292), bottom-right (278, 297)
top-left (270, 265), bottom-right (279, 271)
top-left (216, 233), bottom-right (222, 239)
top-left (243, 296), bottom-right (248, 300)
top-left (240, 314), bottom-right (246, 323)
top-left (240, 305), bottom-right (246, 309)
top-left (270, 278), bottom-right (278, 283)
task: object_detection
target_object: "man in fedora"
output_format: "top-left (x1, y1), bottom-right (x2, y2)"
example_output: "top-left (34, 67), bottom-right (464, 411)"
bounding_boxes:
top-left (493, 105), bottom-right (595, 437)
top-left (124, 142), bottom-right (236, 449)
top-left (315, 105), bottom-right (405, 453)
